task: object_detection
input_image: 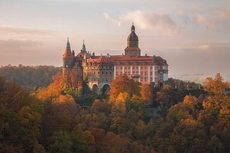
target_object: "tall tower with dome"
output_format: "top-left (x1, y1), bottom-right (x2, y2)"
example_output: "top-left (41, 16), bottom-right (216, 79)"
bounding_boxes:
top-left (124, 24), bottom-right (141, 56)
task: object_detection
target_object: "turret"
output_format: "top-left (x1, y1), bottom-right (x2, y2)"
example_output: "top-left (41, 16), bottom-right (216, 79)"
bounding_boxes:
top-left (62, 38), bottom-right (74, 68)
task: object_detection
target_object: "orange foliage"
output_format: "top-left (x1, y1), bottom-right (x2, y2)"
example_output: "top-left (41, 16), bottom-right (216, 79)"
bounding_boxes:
top-left (109, 75), bottom-right (140, 101)
top-left (36, 72), bottom-right (64, 101)
top-left (204, 73), bottom-right (226, 95)
top-left (141, 83), bottom-right (153, 103)
top-left (53, 94), bottom-right (75, 104)
top-left (183, 95), bottom-right (198, 108)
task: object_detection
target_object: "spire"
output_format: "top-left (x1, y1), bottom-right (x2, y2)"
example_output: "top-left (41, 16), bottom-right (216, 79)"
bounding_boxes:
top-left (82, 40), bottom-right (86, 52)
top-left (131, 23), bottom-right (135, 32)
top-left (66, 37), bottom-right (71, 50)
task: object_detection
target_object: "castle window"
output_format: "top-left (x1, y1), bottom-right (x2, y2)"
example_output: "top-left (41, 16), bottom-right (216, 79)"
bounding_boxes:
top-left (110, 72), bottom-right (111, 74)
top-left (102, 72), bottom-right (104, 74)
top-left (98, 72), bottom-right (99, 74)
top-left (106, 72), bottom-right (107, 74)
top-left (160, 73), bottom-right (163, 81)
top-left (120, 72), bottom-right (122, 75)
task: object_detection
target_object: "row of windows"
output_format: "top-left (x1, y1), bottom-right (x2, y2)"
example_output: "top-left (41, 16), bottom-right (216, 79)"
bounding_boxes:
top-left (92, 71), bottom-right (112, 75)
top-left (87, 66), bottom-right (113, 69)
top-left (139, 78), bottom-right (153, 82)
top-left (159, 66), bottom-right (168, 70)
top-left (116, 72), bottom-right (154, 75)
top-left (118, 66), bottom-right (154, 70)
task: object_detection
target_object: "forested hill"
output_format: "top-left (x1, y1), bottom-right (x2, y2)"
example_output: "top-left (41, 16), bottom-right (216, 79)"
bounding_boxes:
top-left (1, 73), bottom-right (230, 152)
top-left (0, 65), bottom-right (61, 88)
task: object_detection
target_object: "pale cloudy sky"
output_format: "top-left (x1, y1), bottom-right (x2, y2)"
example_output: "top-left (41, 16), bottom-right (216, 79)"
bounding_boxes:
top-left (0, 0), bottom-right (229, 76)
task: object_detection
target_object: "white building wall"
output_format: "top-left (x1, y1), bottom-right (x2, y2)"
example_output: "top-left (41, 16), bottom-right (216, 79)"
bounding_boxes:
top-left (163, 73), bottom-right (168, 81)
top-left (114, 66), bottom-right (116, 79)
top-left (138, 66), bottom-right (140, 82)
top-left (152, 66), bottom-right (155, 83)
top-left (155, 65), bottom-right (158, 86)
top-left (148, 66), bottom-right (150, 83)
top-left (131, 66), bottom-right (133, 75)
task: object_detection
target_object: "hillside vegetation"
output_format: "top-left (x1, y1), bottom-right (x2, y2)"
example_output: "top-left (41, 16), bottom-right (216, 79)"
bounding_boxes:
top-left (0, 65), bottom-right (61, 88)
top-left (0, 73), bottom-right (230, 153)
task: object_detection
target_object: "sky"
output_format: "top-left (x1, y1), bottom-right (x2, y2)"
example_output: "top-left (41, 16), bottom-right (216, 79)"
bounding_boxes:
top-left (0, 0), bottom-right (230, 76)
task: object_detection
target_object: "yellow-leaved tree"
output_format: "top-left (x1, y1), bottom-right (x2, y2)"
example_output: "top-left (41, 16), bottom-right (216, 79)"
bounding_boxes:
top-left (203, 73), bottom-right (227, 95)
top-left (109, 75), bottom-right (141, 101)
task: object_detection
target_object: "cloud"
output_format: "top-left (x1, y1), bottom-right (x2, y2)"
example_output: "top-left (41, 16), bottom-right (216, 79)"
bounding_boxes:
top-left (195, 6), bottom-right (230, 30)
top-left (198, 44), bottom-right (213, 52)
top-left (104, 10), bottom-right (182, 35)
top-left (103, 13), bottom-right (121, 26)
top-left (195, 15), bottom-right (217, 30)
top-left (0, 26), bottom-right (60, 42)
top-left (0, 26), bottom-right (63, 45)
top-left (0, 39), bottom-right (42, 48)
top-left (0, 26), bottom-right (57, 36)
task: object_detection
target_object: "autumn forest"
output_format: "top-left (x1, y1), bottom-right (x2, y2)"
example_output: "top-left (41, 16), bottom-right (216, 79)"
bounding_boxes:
top-left (0, 65), bottom-right (230, 153)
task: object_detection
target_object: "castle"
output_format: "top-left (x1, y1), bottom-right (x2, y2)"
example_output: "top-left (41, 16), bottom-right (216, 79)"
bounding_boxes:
top-left (62, 24), bottom-right (168, 94)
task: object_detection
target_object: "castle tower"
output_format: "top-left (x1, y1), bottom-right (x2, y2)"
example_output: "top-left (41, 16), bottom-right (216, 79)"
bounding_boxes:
top-left (124, 24), bottom-right (141, 56)
top-left (62, 38), bottom-right (74, 86)
top-left (62, 38), bottom-right (74, 69)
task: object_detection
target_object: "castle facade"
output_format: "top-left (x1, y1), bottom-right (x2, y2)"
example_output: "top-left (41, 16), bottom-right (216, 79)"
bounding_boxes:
top-left (62, 24), bottom-right (168, 93)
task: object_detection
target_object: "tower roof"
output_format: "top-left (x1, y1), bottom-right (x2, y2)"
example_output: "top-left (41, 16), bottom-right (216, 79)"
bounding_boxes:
top-left (63, 38), bottom-right (73, 59)
top-left (82, 40), bottom-right (86, 52)
top-left (127, 24), bottom-right (138, 41)
top-left (66, 37), bottom-right (71, 50)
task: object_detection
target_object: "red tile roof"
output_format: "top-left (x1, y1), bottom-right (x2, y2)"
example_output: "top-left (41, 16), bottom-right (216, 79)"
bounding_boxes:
top-left (75, 53), bottom-right (168, 66)
top-left (62, 49), bottom-right (73, 58)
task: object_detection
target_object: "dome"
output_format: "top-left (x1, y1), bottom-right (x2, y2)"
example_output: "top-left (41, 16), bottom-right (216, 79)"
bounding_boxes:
top-left (127, 24), bottom-right (138, 41)
top-left (127, 31), bottom-right (139, 41)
